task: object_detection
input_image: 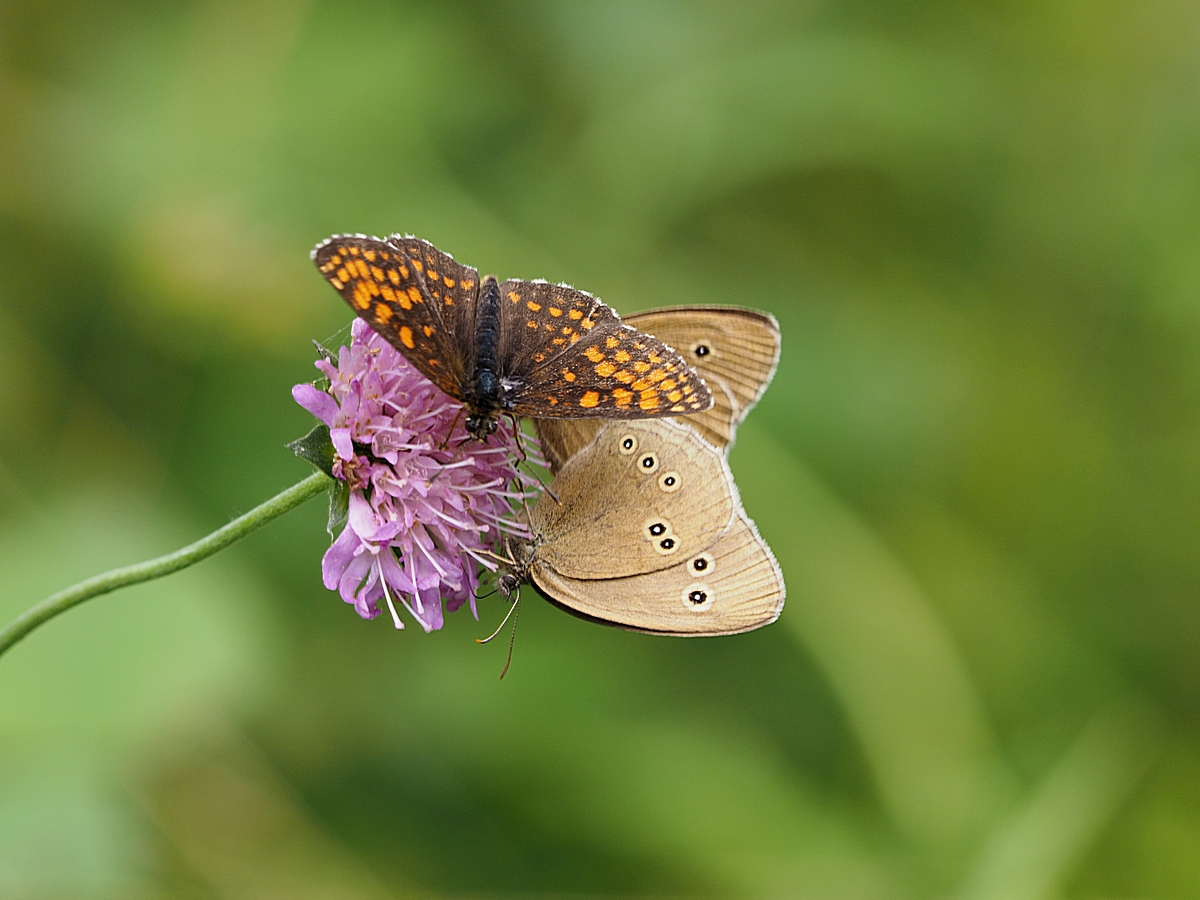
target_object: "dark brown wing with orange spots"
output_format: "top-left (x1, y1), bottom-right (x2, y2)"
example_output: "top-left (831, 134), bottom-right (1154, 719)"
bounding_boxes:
top-left (383, 236), bottom-right (483, 377)
top-left (493, 281), bottom-right (713, 418)
top-left (312, 234), bottom-right (477, 397)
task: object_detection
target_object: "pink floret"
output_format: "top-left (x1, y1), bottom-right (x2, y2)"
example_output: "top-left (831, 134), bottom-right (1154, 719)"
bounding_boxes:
top-left (296, 317), bottom-right (540, 632)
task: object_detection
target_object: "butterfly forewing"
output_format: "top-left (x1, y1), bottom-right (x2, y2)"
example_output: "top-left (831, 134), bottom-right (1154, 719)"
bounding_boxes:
top-left (495, 281), bottom-right (713, 419)
top-left (530, 420), bottom-right (735, 579)
top-left (313, 235), bottom-right (473, 397)
top-left (625, 306), bottom-right (780, 447)
top-left (531, 513), bottom-right (785, 636)
top-left (384, 236), bottom-right (484, 378)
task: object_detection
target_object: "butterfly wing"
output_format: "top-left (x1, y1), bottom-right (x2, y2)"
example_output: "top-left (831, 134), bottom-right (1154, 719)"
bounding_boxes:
top-left (624, 306), bottom-right (780, 448)
top-left (493, 281), bottom-right (713, 419)
top-left (531, 513), bottom-right (784, 636)
top-left (530, 419), bottom-right (735, 579)
top-left (313, 234), bottom-right (479, 397)
top-left (535, 306), bottom-right (780, 472)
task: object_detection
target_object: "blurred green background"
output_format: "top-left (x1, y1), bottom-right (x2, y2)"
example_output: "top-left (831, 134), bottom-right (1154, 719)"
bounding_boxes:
top-left (2, 2), bottom-right (1199, 897)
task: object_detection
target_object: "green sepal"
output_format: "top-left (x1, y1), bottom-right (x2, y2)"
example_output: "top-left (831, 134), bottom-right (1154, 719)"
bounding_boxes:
top-left (287, 423), bottom-right (336, 478)
top-left (286, 424), bottom-right (349, 539)
top-left (325, 478), bottom-right (349, 539)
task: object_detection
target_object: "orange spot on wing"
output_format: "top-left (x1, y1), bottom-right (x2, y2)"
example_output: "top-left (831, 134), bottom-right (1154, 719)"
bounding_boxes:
top-left (363, 249), bottom-right (377, 262)
top-left (614, 370), bottom-right (634, 384)
top-left (660, 378), bottom-right (677, 391)
top-left (443, 275), bottom-right (455, 287)
top-left (648, 370), bottom-right (667, 383)
top-left (612, 388), bottom-right (633, 406)
top-left (411, 258), bottom-right (423, 272)
top-left (330, 278), bottom-right (344, 290)
top-left (632, 361), bottom-right (651, 373)
top-left (508, 291), bottom-right (521, 303)
top-left (423, 325), bottom-right (434, 337)
top-left (584, 346), bottom-right (604, 363)
top-left (595, 361), bottom-right (617, 377)
top-left (399, 326), bottom-right (415, 349)
top-left (527, 301), bottom-right (542, 312)
top-left (579, 391), bottom-right (600, 408)
top-left (667, 389), bottom-right (683, 402)
top-left (354, 259), bottom-right (371, 278)
top-left (380, 285), bottom-right (396, 302)
top-left (614, 350), bottom-right (631, 362)
top-left (352, 283), bottom-right (372, 309)
top-left (527, 320), bottom-right (538, 329)
top-left (348, 246), bottom-right (361, 256)
top-left (549, 307), bottom-right (562, 317)
top-left (562, 370), bottom-right (576, 382)
top-left (581, 318), bottom-right (595, 330)
top-left (462, 280), bottom-right (474, 290)
top-left (388, 269), bottom-right (401, 285)
top-left (568, 309), bottom-right (583, 320)
top-left (605, 336), bottom-right (620, 349)
top-left (374, 303), bottom-right (392, 322)
top-left (336, 267), bottom-right (350, 282)
top-left (427, 269), bottom-right (438, 281)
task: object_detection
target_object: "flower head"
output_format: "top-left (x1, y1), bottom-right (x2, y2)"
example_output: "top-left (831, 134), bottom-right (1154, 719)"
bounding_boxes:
top-left (293, 318), bottom-right (539, 632)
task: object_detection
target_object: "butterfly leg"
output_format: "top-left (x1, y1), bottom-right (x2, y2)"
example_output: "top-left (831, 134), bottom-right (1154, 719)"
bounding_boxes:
top-left (504, 412), bottom-right (528, 464)
top-left (439, 407), bottom-right (465, 450)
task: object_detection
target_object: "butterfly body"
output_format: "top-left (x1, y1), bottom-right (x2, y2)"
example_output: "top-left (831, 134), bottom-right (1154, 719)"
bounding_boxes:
top-left (462, 275), bottom-right (507, 438)
top-left (313, 235), bottom-right (714, 440)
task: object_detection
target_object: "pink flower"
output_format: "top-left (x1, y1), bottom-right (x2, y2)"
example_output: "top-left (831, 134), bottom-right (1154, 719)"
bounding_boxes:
top-left (293, 319), bottom-right (539, 632)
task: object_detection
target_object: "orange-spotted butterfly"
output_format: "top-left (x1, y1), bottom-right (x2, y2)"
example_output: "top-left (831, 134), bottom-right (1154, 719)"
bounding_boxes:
top-left (313, 234), bottom-right (713, 440)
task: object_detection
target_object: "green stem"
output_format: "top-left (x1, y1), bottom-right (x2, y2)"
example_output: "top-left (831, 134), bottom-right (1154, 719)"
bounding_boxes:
top-left (0, 470), bottom-right (332, 659)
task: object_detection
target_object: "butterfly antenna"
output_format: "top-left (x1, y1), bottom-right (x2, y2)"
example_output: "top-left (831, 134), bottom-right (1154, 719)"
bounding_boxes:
top-left (477, 591), bottom-right (519, 645)
top-left (499, 599), bottom-right (520, 680)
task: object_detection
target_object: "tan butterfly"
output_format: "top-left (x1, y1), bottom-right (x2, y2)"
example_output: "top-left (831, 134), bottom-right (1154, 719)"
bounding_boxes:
top-left (535, 306), bottom-right (780, 472)
top-left (498, 419), bottom-right (784, 637)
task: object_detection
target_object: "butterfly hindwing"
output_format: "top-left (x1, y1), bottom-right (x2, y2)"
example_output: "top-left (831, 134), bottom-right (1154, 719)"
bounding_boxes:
top-left (531, 513), bottom-right (785, 636)
top-left (313, 235), bottom-right (470, 397)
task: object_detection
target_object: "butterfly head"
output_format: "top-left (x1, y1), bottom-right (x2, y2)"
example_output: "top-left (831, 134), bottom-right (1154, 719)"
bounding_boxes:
top-left (496, 537), bottom-right (536, 601)
top-left (465, 411), bottom-right (499, 440)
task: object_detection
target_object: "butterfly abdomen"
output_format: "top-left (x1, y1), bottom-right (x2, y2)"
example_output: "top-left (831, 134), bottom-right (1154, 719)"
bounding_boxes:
top-left (465, 275), bottom-right (507, 438)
